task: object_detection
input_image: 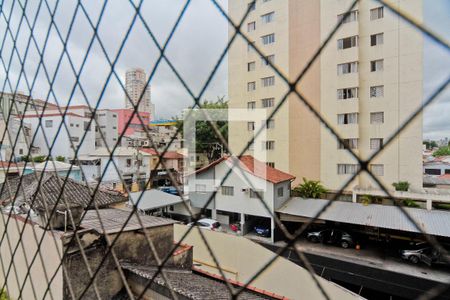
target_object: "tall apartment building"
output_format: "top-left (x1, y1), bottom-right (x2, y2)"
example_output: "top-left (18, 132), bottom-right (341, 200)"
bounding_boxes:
top-left (125, 68), bottom-right (155, 117)
top-left (228, 0), bottom-right (423, 192)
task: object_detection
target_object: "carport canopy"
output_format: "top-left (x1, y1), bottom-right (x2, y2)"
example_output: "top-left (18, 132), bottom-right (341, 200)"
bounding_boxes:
top-left (129, 189), bottom-right (186, 211)
top-left (277, 198), bottom-right (450, 238)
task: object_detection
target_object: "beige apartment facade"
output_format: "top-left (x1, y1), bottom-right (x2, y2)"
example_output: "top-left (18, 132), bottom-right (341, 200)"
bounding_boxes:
top-left (228, 0), bottom-right (423, 192)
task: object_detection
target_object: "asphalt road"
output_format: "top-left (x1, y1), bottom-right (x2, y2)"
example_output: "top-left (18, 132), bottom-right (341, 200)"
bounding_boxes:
top-left (260, 242), bottom-right (450, 300)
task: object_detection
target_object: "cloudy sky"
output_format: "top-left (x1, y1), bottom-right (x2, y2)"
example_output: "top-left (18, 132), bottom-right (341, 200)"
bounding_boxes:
top-left (0, 0), bottom-right (449, 138)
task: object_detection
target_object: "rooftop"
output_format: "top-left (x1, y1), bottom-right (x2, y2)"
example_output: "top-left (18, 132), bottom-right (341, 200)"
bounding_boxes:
top-left (121, 263), bottom-right (272, 299)
top-left (129, 189), bottom-right (186, 211)
top-left (0, 173), bottom-right (125, 211)
top-left (81, 208), bottom-right (177, 234)
top-left (277, 198), bottom-right (450, 238)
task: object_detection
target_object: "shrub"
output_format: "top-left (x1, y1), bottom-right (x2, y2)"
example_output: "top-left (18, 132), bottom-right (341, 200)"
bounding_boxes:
top-left (433, 146), bottom-right (450, 157)
top-left (292, 178), bottom-right (327, 199)
top-left (392, 181), bottom-right (410, 192)
top-left (402, 199), bottom-right (420, 208)
top-left (56, 156), bottom-right (66, 162)
top-left (32, 155), bottom-right (47, 163)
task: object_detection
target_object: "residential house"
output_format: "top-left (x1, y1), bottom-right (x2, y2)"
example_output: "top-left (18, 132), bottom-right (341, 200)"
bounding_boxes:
top-left (186, 155), bottom-right (295, 242)
top-left (140, 148), bottom-right (185, 187)
top-left (423, 156), bottom-right (450, 176)
top-left (23, 161), bottom-right (82, 182)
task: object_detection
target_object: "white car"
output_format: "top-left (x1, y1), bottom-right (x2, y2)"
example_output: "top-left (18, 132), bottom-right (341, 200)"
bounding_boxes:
top-left (188, 218), bottom-right (221, 231)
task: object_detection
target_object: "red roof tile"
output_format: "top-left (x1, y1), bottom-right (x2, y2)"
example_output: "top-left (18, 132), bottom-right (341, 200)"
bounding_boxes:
top-left (193, 155), bottom-right (295, 184)
top-left (438, 174), bottom-right (450, 180)
top-left (139, 148), bottom-right (184, 159)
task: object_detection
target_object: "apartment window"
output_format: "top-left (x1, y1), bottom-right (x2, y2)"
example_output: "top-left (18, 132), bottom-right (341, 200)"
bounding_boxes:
top-left (84, 121), bottom-right (91, 131)
top-left (277, 187), bottom-right (284, 197)
top-left (247, 21), bottom-right (256, 32)
top-left (261, 33), bottom-right (275, 45)
top-left (337, 62), bottom-right (358, 75)
top-left (337, 164), bottom-right (359, 175)
top-left (247, 81), bottom-right (256, 91)
top-left (261, 54), bottom-right (275, 66)
top-left (370, 7), bottom-right (384, 20)
top-left (261, 76), bottom-right (275, 87)
top-left (337, 87), bottom-right (358, 100)
top-left (45, 120), bottom-right (53, 128)
top-left (70, 123), bottom-right (74, 127)
top-left (337, 36), bottom-right (358, 50)
top-left (338, 138), bottom-right (358, 150)
top-left (247, 121), bottom-right (255, 131)
top-left (370, 112), bottom-right (384, 124)
top-left (265, 119), bottom-right (275, 129)
top-left (70, 136), bottom-right (79, 142)
top-left (370, 85), bottom-right (384, 98)
top-left (370, 164), bottom-right (384, 176)
top-left (247, 41), bottom-right (255, 51)
top-left (196, 184), bottom-right (206, 193)
top-left (250, 189), bottom-right (262, 198)
top-left (221, 186), bottom-right (234, 196)
top-left (112, 114), bottom-right (117, 118)
top-left (126, 159), bottom-right (132, 167)
top-left (262, 140), bottom-right (275, 150)
top-left (337, 113), bottom-right (358, 125)
top-left (337, 10), bottom-right (358, 23)
top-left (370, 59), bottom-right (384, 72)
top-left (19, 149), bottom-right (23, 155)
top-left (371, 33), bottom-right (384, 46)
top-left (247, 101), bottom-right (256, 110)
top-left (76, 124), bottom-right (79, 127)
top-left (266, 162), bottom-right (275, 168)
top-left (248, 2), bottom-right (255, 12)
top-left (261, 12), bottom-right (274, 24)
top-left (247, 61), bottom-right (256, 72)
top-left (370, 138), bottom-right (384, 150)
top-left (262, 97), bottom-right (274, 107)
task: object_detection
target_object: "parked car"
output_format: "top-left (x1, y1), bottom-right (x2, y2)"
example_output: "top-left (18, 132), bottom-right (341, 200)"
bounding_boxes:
top-left (187, 218), bottom-right (221, 231)
top-left (254, 224), bottom-right (270, 237)
top-left (400, 245), bottom-right (450, 266)
top-left (307, 228), bottom-right (354, 249)
top-left (158, 186), bottom-right (178, 195)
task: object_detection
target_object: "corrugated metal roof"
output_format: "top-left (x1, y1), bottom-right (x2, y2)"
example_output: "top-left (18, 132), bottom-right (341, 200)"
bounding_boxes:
top-left (277, 198), bottom-right (450, 238)
top-left (81, 208), bottom-right (177, 234)
top-left (129, 189), bottom-right (186, 211)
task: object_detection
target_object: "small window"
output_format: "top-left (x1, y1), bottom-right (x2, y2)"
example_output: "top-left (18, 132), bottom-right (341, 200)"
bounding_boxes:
top-left (370, 164), bottom-right (384, 176)
top-left (247, 21), bottom-right (256, 32)
top-left (337, 36), bottom-right (358, 50)
top-left (370, 33), bottom-right (384, 46)
top-left (370, 138), bottom-right (384, 150)
top-left (265, 119), bottom-right (275, 129)
top-left (337, 62), bottom-right (358, 75)
top-left (261, 76), bottom-right (275, 87)
top-left (370, 7), bottom-right (384, 20)
top-left (112, 114), bottom-right (117, 118)
top-left (261, 12), bottom-right (274, 24)
top-left (250, 189), bottom-right (262, 198)
top-left (262, 140), bottom-right (275, 150)
top-left (126, 159), bottom-right (132, 167)
top-left (19, 149), bottom-right (23, 155)
top-left (84, 121), bottom-right (91, 131)
top-left (370, 86), bottom-right (384, 98)
top-left (221, 186), bottom-right (234, 196)
top-left (338, 138), bottom-right (358, 150)
top-left (370, 59), bottom-right (384, 72)
top-left (70, 136), bottom-right (79, 142)
top-left (261, 98), bottom-right (274, 107)
top-left (277, 187), bottom-right (284, 197)
top-left (424, 169), bottom-right (441, 175)
top-left (266, 162), bottom-right (275, 168)
top-left (261, 33), bottom-right (275, 45)
top-left (70, 123), bottom-right (74, 127)
top-left (247, 101), bottom-right (256, 110)
top-left (247, 81), bottom-right (256, 91)
top-left (261, 54), bottom-right (275, 66)
top-left (247, 61), bottom-right (256, 72)
top-left (247, 122), bottom-right (255, 131)
top-left (337, 164), bottom-right (359, 175)
top-left (337, 10), bottom-right (358, 23)
top-left (337, 113), bottom-right (358, 125)
top-left (337, 87), bottom-right (358, 100)
top-left (370, 112), bottom-right (384, 124)
top-left (45, 120), bottom-right (53, 128)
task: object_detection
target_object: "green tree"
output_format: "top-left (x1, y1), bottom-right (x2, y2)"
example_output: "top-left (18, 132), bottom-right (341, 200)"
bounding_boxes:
top-left (32, 155), bottom-right (47, 163)
top-left (177, 97), bottom-right (228, 161)
top-left (433, 146), bottom-right (450, 157)
top-left (56, 155), bottom-right (66, 162)
top-left (392, 181), bottom-right (410, 192)
top-left (293, 178), bottom-right (327, 199)
top-left (0, 289), bottom-right (9, 300)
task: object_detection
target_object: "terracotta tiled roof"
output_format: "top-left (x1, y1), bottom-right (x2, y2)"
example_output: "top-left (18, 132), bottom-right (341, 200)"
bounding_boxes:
top-left (193, 155), bottom-right (295, 184)
top-left (139, 148), bottom-right (184, 159)
top-left (438, 174), bottom-right (450, 180)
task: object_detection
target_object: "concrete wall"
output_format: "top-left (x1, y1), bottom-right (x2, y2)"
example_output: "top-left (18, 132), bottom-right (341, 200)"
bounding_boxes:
top-left (174, 224), bottom-right (360, 300)
top-left (0, 214), bottom-right (63, 300)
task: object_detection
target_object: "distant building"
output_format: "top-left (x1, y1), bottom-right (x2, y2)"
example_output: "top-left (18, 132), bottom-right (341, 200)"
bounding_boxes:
top-left (423, 156), bottom-right (450, 176)
top-left (110, 108), bottom-right (150, 138)
top-left (95, 109), bottom-right (119, 149)
top-left (125, 68), bottom-right (154, 117)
